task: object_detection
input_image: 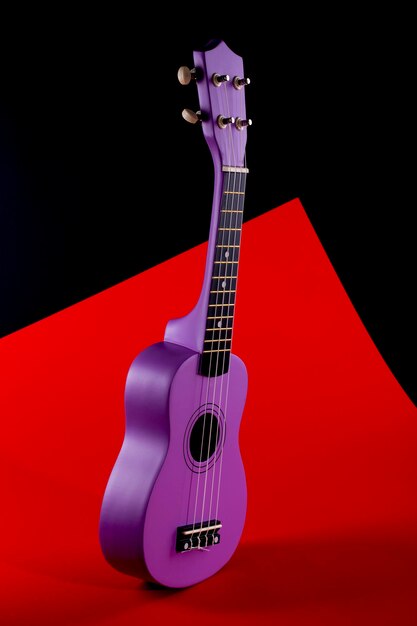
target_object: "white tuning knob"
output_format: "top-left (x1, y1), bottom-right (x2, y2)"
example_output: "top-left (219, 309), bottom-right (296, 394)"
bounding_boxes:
top-left (178, 66), bottom-right (197, 86)
top-left (235, 117), bottom-right (253, 130)
top-left (182, 109), bottom-right (202, 124)
top-left (233, 76), bottom-right (251, 90)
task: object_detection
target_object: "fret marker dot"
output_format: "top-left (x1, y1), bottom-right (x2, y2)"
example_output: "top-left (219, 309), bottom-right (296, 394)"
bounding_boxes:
top-left (217, 321), bottom-right (222, 328)
top-left (222, 281), bottom-right (226, 288)
top-left (225, 251), bottom-right (229, 258)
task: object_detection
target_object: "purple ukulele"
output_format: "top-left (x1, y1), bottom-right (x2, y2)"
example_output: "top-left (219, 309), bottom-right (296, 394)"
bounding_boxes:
top-left (99, 40), bottom-right (251, 588)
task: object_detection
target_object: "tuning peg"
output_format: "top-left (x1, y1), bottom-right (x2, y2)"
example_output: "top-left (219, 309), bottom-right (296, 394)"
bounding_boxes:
top-left (182, 109), bottom-right (202, 124)
top-left (212, 73), bottom-right (230, 87)
top-left (233, 76), bottom-right (251, 90)
top-left (217, 115), bottom-right (235, 129)
top-left (178, 66), bottom-right (197, 85)
top-left (235, 117), bottom-right (253, 130)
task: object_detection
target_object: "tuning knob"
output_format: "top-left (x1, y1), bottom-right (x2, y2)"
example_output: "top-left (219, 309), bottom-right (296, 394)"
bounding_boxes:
top-left (178, 66), bottom-right (197, 85)
top-left (235, 117), bottom-right (253, 130)
top-left (182, 109), bottom-right (202, 124)
top-left (212, 73), bottom-right (230, 87)
top-left (217, 115), bottom-right (235, 129)
top-left (233, 76), bottom-right (251, 90)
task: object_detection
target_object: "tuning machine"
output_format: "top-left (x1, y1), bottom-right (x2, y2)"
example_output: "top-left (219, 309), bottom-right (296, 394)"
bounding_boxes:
top-left (177, 66), bottom-right (197, 86)
top-left (182, 109), bottom-right (203, 124)
top-left (235, 117), bottom-right (253, 130)
top-left (212, 73), bottom-right (230, 87)
top-left (217, 115), bottom-right (235, 129)
top-left (233, 76), bottom-right (250, 90)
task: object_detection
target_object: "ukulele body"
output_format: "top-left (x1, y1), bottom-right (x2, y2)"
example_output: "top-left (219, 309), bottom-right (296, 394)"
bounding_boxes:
top-left (99, 340), bottom-right (247, 588)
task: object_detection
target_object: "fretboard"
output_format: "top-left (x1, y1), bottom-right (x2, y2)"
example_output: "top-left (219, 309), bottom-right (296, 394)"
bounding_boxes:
top-left (199, 168), bottom-right (247, 377)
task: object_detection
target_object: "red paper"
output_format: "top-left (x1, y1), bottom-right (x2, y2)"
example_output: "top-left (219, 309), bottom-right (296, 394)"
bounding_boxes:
top-left (1, 200), bottom-right (416, 625)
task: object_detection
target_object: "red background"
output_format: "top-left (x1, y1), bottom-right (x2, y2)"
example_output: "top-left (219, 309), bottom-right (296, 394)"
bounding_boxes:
top-left (1, 200), bottom-right (416, 625)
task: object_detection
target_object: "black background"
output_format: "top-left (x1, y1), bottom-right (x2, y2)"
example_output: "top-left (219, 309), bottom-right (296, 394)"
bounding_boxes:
top-left (0, 12), bottom-right (415, 403)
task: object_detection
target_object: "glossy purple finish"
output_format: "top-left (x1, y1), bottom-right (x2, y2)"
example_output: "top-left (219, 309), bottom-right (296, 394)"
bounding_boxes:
top-left (100, 341), bottom-right (248, 586)
top-left (99, 342), bottom-right (194, 578)
top-left (99, 40), bottom-right (249, 587)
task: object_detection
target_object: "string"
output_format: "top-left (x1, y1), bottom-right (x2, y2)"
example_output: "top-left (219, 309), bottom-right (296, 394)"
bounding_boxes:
top-left (196, 78), bottom-right (234, 540)
top-left (203, 81), bottom-right (242, 536)
top-left (213, 91), bottom-right (247, 528)
top-left (191, 77), bottom-right (232, 540)
top-left (189, 73), bottom-right (248, 549)
top-left (206, 99), bottom-right (239, 528)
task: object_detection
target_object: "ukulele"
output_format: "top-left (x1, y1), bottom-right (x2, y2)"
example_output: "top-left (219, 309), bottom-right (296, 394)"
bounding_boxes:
top-left (99, 39), bottom-right (251, 588)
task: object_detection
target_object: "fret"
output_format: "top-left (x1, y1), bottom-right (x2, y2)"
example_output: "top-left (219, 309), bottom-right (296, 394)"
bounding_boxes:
top-left (208, 307), bottom-right (235, 316)
top-left (205, 326), bottom-right (233, 333)
top-left (208, 309), bottom-right (235, 317)
top-left (217, 228), bottom-right (242, 237)
top-left (208, 302), bottom-right (235, 306)
top-left (224, 190), bottom-right (245, 195)
top-left (203, 336), bottom-right (232, 342)
top-left (205, 324), bottom-right (233, 330)
top-left (206, 326), bottom-right (233, 330)
top-left (214, 259), bottom-right (239, 266)
top-left (211, 274), bottom-right (237, 281)
top-left (207, 315), bottom-right (234, 319)
top-left (220, 208), bottom-right (244, 217)
top-left (209, 288), bottom-right (236, 296)
top-left (214, 244), bottom-right (240, 251)
top-left (207, 311), bottom-right (234, 328)
top-left (205, 336), bottom-right (232, 343)
top-left (208, 308), bottom-right (235, 313)
top-left (205, 338), bottom-right (232, 345)
top-left (204, 338), bottom-right (231, 343)
top-left (203, 348), bottom-right (230, 353)
top-left (216, 226), bottom-right (241, 237)
top-left (217, 228), bottom-right (241, 236)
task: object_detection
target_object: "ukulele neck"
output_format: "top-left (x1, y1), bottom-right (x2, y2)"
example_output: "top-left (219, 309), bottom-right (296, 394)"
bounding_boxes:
top-left (164, 40), bottom-right (250, 369)
top-left (164, 163), bottom-right (248, 370)
top-left (199, 166), bottom-right (247, 377)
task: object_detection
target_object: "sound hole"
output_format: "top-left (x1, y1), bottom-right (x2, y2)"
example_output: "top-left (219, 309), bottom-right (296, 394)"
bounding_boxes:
top-left (189, 413), bottom-right (220, 463)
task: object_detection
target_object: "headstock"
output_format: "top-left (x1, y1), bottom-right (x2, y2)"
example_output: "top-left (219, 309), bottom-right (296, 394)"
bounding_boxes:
top-left (178, 40), bottom-right (251, 169)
